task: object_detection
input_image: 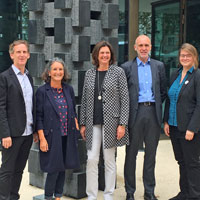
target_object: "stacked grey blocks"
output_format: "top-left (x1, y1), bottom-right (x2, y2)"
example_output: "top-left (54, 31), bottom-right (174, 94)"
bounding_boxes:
top-left (28, 0), bottom-right (119, 199)
top-left (28, 0), bottom-right (119, 94)
top-left (29, 140), bottom-right (87, 199)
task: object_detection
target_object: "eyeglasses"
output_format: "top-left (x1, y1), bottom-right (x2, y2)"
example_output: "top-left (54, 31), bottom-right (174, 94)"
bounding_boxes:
top-left (180, 54), bottom-right (192, 58)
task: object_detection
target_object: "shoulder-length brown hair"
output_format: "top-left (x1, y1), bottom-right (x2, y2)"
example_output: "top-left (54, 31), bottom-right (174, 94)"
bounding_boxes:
top-left (179, 43), bottom-right (199, 69)
top-left (92, 41), bottom-right (116, 67)
top-left (41, 57), bottom-right (70, 83)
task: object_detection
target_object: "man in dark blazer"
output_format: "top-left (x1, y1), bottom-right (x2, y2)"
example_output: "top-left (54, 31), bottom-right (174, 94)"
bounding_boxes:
top-left (121, 35), bottom-right (167, 200)
top-left (0, 40), bottom-right (36, 200)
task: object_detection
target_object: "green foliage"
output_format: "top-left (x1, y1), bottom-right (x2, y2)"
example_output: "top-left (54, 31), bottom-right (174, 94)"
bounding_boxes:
top-left (20, 0), bottom-right (28, 40)
top-left (139, 12), bottom-right (152, 35)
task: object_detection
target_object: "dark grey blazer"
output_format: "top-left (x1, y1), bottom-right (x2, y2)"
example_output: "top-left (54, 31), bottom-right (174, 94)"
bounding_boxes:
top-left (121, 58), bottom-right (167, 128)
top-left (0, 67), bottom-right (34, 139)
top-left (164, 68), bottom-right (200, 133)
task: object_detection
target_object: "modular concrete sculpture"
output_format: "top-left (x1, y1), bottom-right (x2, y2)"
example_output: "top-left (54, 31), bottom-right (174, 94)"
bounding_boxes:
top-left (28, 0), bottom-right (119, 199)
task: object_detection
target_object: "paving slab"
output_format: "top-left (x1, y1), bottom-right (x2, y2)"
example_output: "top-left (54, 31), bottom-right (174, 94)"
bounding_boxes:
top-left (0, 139), bottom-right (179, 200)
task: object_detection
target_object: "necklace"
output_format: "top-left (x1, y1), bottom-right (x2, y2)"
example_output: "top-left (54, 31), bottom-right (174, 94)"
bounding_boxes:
top-left (97, 70), bottom-right (102, 100)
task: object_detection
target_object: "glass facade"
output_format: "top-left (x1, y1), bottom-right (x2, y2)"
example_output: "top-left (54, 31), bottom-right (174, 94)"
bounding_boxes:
top-left (186, 0), bottom-right (200, 53)
top-left (118, 0), bottom-right (129, 65)
top-left (152, 0), bottom-right (180, 84)
top-left (0, 0), bottom-right (200, 73)
top-left (151, 0), bottom-right (200, 83)
top-left (21, 0), bottom-right (28, 40)
top-left (0, 0), bottom-right (28, 72)
top-left (138, 0), bottom-right (158, 38)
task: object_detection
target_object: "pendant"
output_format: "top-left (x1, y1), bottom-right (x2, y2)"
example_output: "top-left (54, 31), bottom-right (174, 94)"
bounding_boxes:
top-left (98, 95), bottom-right (102, 100)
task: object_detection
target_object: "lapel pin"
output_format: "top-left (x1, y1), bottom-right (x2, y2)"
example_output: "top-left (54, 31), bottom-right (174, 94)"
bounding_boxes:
top-left (185, 80), bottom-right (189, 85)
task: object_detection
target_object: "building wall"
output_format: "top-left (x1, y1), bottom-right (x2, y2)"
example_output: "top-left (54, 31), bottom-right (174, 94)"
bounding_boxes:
top-left (28, 0), bottom-right (119, 100)
top-left (27, 1), bottom-right (120, 197)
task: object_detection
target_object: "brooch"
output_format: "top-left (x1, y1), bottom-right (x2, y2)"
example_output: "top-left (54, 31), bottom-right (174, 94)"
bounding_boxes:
top-left (185, 80), bottom-right (189, 85)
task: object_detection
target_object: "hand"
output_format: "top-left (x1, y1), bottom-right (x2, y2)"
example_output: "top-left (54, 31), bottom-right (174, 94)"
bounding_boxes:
top-left (33, 133), bottom-right (39, 143)
top-left (40, 138), bottom-right (49, 152)
top-left (117, 125), bottom-right (125, 140)
top-left (2, 137), bottom-right (12, 149)
top-left (80, 126), bottom-right (86, 140)
top-left (164, 122), bottom-right (170, 137)
top-left (75, 118), bottom-right (79, 130)
top-left (185, 130), bottom-right (194, 141)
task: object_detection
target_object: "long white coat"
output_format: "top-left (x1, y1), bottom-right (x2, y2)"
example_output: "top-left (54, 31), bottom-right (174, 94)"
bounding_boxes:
top-left (80, 65), bottom-right (129, 150)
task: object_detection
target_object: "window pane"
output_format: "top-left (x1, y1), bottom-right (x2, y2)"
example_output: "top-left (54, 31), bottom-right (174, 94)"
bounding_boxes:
top-left (152, 1), bottom-right (180, 84)
top-left (0, 0), bottom-right (28, 72)
top-left (186, 0), bottom-right (200, 56)
top-left (118, 0), bottom-right (128, 64)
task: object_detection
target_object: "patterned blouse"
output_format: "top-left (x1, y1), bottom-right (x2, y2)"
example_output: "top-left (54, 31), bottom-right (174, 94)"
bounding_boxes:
top-left (52, 87), bottom-right (68, 136)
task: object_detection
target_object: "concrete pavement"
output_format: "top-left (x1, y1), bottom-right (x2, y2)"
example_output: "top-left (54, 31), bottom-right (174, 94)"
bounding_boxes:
top-left (1, 138), bottom-right (180, 200)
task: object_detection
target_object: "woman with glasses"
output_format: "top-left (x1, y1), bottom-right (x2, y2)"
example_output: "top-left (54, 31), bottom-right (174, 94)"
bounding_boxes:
top-left (164, 43), bottom-right (200, 200)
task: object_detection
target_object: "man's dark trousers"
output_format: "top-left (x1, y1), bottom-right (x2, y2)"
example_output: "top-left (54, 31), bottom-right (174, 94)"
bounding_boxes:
top-left (0, 135), bottom-right (33, 200)
top-left (124, 104), bottom-right (160, 194)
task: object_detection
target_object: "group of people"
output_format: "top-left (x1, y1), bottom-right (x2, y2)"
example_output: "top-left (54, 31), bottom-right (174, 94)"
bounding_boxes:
top-left (0, 35), bottom-right (200, 200)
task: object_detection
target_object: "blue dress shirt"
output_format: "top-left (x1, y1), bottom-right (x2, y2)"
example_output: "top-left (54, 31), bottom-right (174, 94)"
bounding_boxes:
top-left (12, 65), bottom-right (33, 136)
top-left (168, 67), bottom-right (194, 126)
top-left (137, 57), bottom-right (155, 103)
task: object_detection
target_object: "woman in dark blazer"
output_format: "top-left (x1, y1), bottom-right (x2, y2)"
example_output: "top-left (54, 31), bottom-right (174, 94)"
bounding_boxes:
top-left (80, 41), bottom-right (129, 200)
top-left (164, 43), bottom-right (200, 200)
top-left (36, 57), bottom-right (80, 200)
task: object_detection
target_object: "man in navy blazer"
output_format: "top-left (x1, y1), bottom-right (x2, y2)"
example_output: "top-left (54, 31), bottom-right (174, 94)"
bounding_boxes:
top-left (0, 40), bottom-right (35, 200)
top-left (121, 35), bottom-right (167, 200)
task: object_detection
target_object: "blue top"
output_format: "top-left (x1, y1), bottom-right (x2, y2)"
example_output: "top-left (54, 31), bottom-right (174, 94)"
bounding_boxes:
top-left (168, 67), bottom-right (194, 126)
top-left (12, 65), bottom-right (33, 136)
top-left (137, 57), bottom-right (155, 103)
top-left (51, 87), bottom-right (68, 136)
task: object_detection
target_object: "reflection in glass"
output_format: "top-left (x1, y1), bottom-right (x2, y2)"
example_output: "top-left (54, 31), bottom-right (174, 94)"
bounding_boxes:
top-left (186, 0), bottom-right (200, 59)
top-left (152, 1), bottom-right (180, 84)
top-left (118, 0), bottom-right (128, 65)
top-left (21, 0), bottom-right (28, 40)
top-left (139, 0), bottom-right (158, 38)
top-left (0, 0), bottom-right (28, 72)
top-left (139, 12), bottom-right (152, 37)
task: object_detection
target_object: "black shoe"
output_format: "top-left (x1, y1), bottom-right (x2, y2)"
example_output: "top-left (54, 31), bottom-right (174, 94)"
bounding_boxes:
top-left (144, 192), bottom-right (158, 200)
top-left (126, 193), bottom-right (135, 200)
top-left (169, 192), bottom-right (187, 200)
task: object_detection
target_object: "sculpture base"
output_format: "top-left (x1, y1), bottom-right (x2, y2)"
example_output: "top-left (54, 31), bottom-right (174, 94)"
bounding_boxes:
top-left (33, 194), bottom-right (55, 200)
